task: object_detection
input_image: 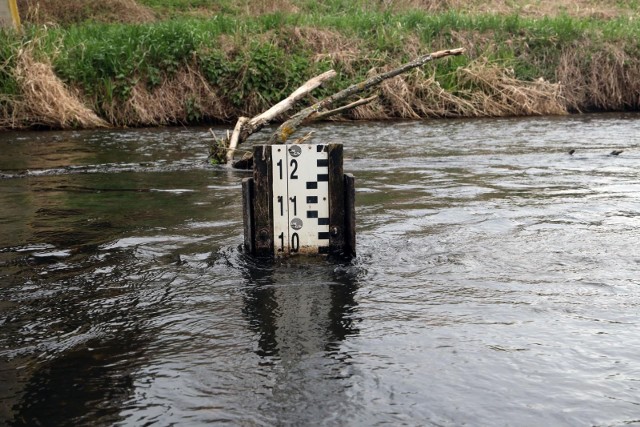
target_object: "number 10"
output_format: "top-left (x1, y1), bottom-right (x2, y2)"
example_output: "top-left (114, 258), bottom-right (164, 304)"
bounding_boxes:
top-left (278, 232), bottom-right (300, 253)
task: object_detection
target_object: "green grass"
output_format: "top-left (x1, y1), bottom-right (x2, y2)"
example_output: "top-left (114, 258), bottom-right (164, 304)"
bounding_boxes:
top-left (0, 30), bottom-right (22, 100)
top-left (34, 9), bottom-right (640, 84)
top-left (3, 6), bottom-right (640, 127)
top-left (38, 16), bottom-right (323, 111)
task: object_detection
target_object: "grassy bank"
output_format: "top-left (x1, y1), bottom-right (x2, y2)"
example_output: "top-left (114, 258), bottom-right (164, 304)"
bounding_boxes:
top-left (2, 1), bottom-right (640, 129)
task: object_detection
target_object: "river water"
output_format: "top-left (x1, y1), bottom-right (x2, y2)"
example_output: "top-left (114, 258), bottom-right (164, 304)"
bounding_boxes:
top-left (1, 114), bottom-right (639, 426)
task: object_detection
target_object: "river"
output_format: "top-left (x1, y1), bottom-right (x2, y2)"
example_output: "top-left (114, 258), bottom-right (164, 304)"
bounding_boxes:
top-left (1, 114), bottom-right (639, 426)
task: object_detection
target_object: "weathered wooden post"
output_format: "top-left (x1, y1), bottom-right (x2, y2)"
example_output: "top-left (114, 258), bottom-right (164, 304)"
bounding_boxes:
top-left (0, 0), bottom-right (21, 30)
top-left (242, 143), bottom-right (355, 258)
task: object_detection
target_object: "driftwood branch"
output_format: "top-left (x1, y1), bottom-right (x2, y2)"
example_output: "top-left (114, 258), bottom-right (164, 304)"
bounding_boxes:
top-left (226, 117), bottom-right (249, 163)
top-left (217, 47), bottom-right (465, 169)
top-left (211, 70), bottom-right (336, 165)
top-left (293, 131), bottom-right (315, 144)
top-left (268, 48), bottom-right (465, 145)
top-left (240, 69), bottom-right (336, 139)
top-left (310, 95), bottom-right (378, 121)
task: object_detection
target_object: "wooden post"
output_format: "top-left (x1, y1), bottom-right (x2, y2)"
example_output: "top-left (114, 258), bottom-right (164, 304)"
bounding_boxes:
top-left (344, 173), bottom-right (356, 258)
top-left (0, 0), bottom-right (21, 30)
top-left (252, 145), bottom-right (274, 257)
top-left (242, 143), bottom-right (355, 258)
top-left (328, 144), bottom-right (345, 255)
top-left (242, 177), bottom-right (255, 254)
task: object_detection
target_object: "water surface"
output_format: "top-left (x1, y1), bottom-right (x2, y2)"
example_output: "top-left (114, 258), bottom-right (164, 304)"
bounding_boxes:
top-left (1, 114), bottom-right (640, 426)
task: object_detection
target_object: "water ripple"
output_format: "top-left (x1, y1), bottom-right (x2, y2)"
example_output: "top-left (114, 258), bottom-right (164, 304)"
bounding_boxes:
top-left (2, 115), bottom-right (640, 425)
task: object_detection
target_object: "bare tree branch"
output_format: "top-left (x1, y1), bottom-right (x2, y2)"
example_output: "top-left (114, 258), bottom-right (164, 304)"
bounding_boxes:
top-left (209, 70), bottom-right (337, 165)
top-left (267, 48), bottom-right (465, 145)
top-left (223, 47), bottom-right (465, 169)
top-left (226, 117), bottom-right (249, 163)
top-left (310, 95), bottom-right (378, 121)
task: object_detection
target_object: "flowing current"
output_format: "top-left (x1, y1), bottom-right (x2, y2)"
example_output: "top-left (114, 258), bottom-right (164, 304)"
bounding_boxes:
top-left (1, 114), bottom-right (639, 426)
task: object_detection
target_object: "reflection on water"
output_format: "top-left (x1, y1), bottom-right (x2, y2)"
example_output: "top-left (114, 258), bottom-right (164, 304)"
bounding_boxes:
top-left (1, 114), bottom-right (640, 425)
top-left (241, 258), bottom-right (360, 425)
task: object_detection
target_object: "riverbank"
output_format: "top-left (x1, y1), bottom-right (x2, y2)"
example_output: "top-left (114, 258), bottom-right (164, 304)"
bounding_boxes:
top-left (2, 1), bottom-right (640, 129)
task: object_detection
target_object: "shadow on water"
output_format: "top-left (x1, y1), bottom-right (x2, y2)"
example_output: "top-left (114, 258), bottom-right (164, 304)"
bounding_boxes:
top-left (8, 332), bottom-right (149, 427)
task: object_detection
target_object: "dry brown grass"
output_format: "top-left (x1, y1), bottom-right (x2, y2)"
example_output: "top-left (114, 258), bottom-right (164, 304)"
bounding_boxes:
top-left (17, 0), bottom-right (155, 25)
top-left (458, 59), bottom-right (567, 116)
top-left (18, 0), bottom-right (638, 26)
top-left (288, 27), bottom-right (363, 74)
top-left (362, 0), bottom-right (639, 19)
top-left (0, 98), bottom-right (18, 129)
top-left (345, 59), bottom-right (567, 120)
top-left (236, 0), bottom-right (301, 15)
top-left (188, 0), bottom-right (640, 20)
top-left (5, 46), bottom-right (109, 129)
top-left (557, 43), bottom-right (640, 112)
top-left (100, 65), bottom-right (231, 127)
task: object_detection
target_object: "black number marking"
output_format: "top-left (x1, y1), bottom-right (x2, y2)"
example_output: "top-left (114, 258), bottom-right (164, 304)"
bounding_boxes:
top-left (289, 195), bottom-right (297, 216)
top-left (291, 233), bottom-right (300, 252)
top-left (278, 231), bottom-right (285, 252)
top-left (277, 159), bottom-right (283, 180)
top-left (277, 195), bottom-right (284, 216)
top-left (290, 159), bottom-right (298, 179)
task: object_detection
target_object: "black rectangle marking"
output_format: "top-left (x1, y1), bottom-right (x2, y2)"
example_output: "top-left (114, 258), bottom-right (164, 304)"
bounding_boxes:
top-left (307, 210), bottom-right (318, 218)
top-left (318, 217), bottom-right (329, 225)
top-left (316, 145), bottom-right (325, 152)
top-left (318, 232), bottom-right (330, 240)
top-left (317, 159), bottom-right (329, 167)
top-left (306, 181), bottom-right (318, 189)
top-left (317, 174), bottom-right (329, 182)
top-left (307, 196), bottom-right (318, 204)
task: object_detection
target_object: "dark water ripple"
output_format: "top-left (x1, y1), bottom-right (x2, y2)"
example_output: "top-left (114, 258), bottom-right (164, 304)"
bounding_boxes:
top-left (1, 114), bottom-right (640, 426)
